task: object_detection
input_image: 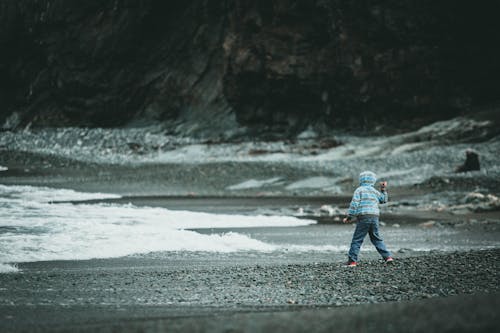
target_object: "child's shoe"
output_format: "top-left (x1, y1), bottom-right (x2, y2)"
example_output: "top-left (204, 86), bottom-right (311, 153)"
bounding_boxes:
top-left (384, 257), bottom-right (394, 264)
top-left (345, 261), bottom-right (357, 267)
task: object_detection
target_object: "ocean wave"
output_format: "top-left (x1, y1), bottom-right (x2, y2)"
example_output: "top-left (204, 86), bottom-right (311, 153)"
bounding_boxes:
top-left (0, 263), bottom-right (19, 273)
top-left (0, 185), bottom-right (315, 270)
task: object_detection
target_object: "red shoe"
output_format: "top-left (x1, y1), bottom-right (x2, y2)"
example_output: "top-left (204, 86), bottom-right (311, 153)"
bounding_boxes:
top-left (346, 261), bottom-right (357, 267)
top-left (385, 257), bottom-right (394, 264)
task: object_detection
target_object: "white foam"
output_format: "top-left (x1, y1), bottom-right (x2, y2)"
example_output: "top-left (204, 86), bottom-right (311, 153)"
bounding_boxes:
top-left (0, 166), bottom-right (7, 172)
top-left (0, 185), bottom-right (315, 269)
top-left (0, 263), bottom-right (19, 273)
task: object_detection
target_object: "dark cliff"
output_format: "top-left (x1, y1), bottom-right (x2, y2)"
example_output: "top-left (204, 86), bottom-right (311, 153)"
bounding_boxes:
top-left (1, 0), bottom-right (499, 137)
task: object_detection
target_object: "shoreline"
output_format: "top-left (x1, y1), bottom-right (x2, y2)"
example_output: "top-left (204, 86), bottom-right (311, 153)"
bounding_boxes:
top-left (1, 137), bottom-right (500, 332)
top-left (60, 194), bottom-right (500, 226)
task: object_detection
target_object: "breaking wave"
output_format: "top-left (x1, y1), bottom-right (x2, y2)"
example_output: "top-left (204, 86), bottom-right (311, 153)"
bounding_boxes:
top-left (0, 185), bottom-right (315, 270)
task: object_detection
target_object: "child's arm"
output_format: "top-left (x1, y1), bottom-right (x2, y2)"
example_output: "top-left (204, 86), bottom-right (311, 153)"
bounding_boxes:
top-left (378, 181), bottom-right (388, 203)
top-left (343, 189), bottom-right (360, 222)
top-left (379, 190), bottom-right (388, 203)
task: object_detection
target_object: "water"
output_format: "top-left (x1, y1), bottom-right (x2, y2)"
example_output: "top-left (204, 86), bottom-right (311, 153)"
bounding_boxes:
top-left (0, 185), bottom-right (317, 273)
top-left (1, 185), bottom-right (499, 274)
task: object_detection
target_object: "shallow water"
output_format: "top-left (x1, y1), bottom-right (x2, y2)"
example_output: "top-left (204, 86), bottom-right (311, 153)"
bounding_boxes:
top-left (0, 185), bottom-right (315, 272)
top-left (1, 185), bottom-right (498, 273)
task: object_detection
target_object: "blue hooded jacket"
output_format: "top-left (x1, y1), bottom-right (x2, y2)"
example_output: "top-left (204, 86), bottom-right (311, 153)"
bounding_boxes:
top-left (347, 171), bottom-right (388, 218)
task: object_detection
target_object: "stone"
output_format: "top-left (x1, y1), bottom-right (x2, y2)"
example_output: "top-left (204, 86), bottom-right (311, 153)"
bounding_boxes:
top-left (455, 149), bottom-right (480, 173)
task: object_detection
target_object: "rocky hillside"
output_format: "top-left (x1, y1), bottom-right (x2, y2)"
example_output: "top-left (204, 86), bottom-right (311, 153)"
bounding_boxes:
top-left (1, 0), bottom-right (499, 138)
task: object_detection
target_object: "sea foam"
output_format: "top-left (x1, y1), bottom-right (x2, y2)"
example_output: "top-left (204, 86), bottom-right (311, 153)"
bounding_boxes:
top-left (0, 185), bottom-right (315, 269)
top-left (0, 263), bottom-right (19, 273)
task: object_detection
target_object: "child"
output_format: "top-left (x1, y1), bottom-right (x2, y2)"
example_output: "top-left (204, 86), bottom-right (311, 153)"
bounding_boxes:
top-left (342, 171), bottom-right (393, 267)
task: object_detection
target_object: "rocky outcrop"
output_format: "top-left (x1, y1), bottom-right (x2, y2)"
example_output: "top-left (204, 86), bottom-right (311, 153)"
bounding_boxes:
top-left (1, 0), bottom-right (499, 138)
top-left (455, 149), bottom-right (480, 173)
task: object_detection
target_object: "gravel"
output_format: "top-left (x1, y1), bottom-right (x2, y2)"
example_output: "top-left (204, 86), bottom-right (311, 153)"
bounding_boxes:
top-left (1, 249), bottom-right (498, 308)
top-left (0, 249), bottom-right (498, 332)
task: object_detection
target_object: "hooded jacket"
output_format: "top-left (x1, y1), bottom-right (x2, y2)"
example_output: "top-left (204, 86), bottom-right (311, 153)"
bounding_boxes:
top-left (347, 171), bottom-right (388, 218)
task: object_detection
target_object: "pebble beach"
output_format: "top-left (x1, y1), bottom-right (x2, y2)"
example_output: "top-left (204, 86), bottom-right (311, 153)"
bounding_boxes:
top-left (1, 249), bottom-right (499, 332)
top-left (1, 117), bottom-right (500, 332)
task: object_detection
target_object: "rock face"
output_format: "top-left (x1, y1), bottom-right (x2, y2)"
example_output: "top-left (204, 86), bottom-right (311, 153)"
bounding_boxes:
top-left (1, 0), bottom-right (499, 137)
top-left (0, 0), bottom-right (233, 136)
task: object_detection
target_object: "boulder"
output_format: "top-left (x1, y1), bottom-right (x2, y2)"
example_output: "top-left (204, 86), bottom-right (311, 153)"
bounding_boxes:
top-left (455, 149), bottom-right (480, 173)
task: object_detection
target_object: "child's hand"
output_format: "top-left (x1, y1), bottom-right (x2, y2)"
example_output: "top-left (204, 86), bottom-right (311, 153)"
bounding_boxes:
top-left (380, 181), bottom-right (387, 191)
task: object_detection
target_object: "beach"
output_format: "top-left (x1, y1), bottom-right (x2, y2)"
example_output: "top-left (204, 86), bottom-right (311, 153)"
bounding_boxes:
top-left (1, 121), bottom-right (500, 332)
top-left (0, 188), bottom-right (499, 333)
top-left (2, 2), bottom-right (500, 330)
top-left (1, 249), bottom-right (499, 332)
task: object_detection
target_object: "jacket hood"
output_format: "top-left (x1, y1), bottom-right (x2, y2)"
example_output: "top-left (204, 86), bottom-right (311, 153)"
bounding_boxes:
top-left (359, 171), bottom-right (377, 186)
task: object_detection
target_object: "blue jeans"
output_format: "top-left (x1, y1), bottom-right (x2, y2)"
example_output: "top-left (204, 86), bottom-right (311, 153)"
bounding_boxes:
top-left (348, 215), bottom-right (391, 262)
